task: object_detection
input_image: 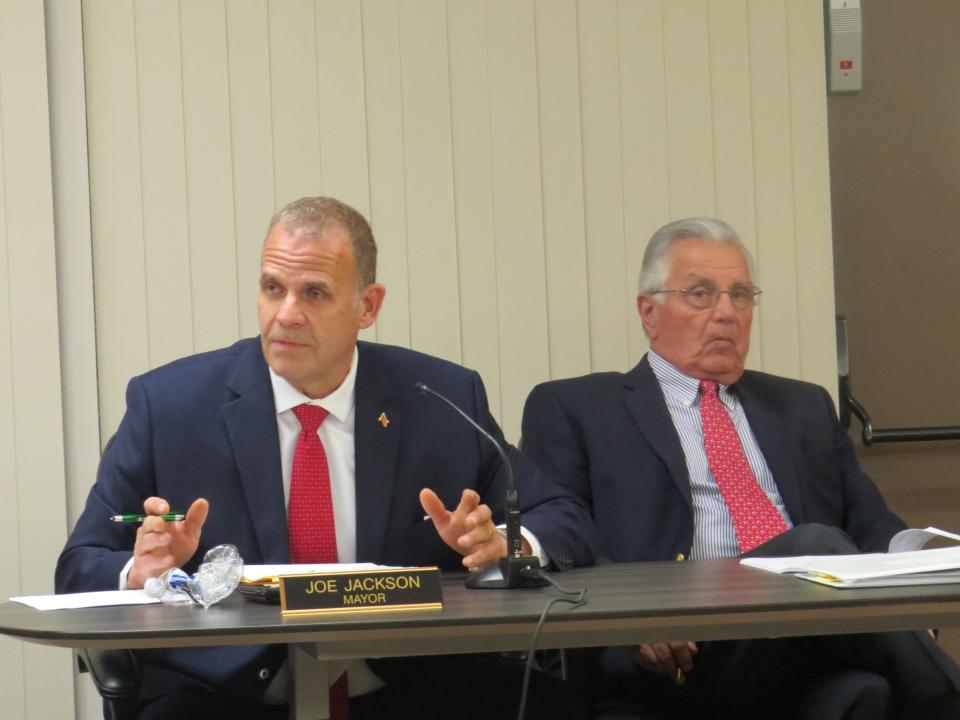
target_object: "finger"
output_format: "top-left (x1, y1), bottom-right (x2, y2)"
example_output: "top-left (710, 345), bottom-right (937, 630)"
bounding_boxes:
top-left (668, 641), bottom-right (695, 672)
top-left (465, 503), bottom-right (493, 530)
top-left (458, 519), bottom-right (497, 548)
top-left (453, 489), bottom-right (480, 519)
top-left (143, 497), bottom-right (170, 515)
top-left (651, 643), bottom-right (677, 675)
top-left (687, 641), bottom-right (699, 655)
top-left (134, 530), bottom-right (171, 555)
top-left (419, 488), bottom-right (450, 527)
top-left (182, 497), bottom-right (209, 536)
top-left (461, 532), bottom-right (506, 569)
top-left (634, 644), bottom-right (661, 674)
top-left (140, 514), bottom-right (169, 535)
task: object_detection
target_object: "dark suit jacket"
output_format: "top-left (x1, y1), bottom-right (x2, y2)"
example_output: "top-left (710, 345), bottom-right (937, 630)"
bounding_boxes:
top-left (56, 338), bottom-right (595, 701)
top-left (521, 354), bottom-right (905, 564)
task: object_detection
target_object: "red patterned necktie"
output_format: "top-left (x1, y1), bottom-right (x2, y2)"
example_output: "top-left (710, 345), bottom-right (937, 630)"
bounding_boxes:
top-left (289, 403), bottom-right (349, 718)
top-left (699, 380), bottom-right (788, 554)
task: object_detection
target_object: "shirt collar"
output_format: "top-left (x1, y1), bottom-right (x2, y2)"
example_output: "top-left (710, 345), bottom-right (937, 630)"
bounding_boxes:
top-left (268, 346), bottom-right (357, 422)
top-left (647, 350), bottom-right (736, 410)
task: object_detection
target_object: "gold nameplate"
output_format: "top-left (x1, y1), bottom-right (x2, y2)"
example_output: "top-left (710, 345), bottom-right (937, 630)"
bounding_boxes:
top-left (279, 567), bottom-right (443, 615)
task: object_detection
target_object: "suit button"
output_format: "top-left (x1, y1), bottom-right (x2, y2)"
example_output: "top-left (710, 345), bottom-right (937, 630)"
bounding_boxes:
top-left (675, 553), bottom-right (685, 562)
top-left (258, 668), bottom-right (270, 681)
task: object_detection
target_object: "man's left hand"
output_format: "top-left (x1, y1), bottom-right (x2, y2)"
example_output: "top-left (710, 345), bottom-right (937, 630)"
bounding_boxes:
top-left (420, 488), bottom-right (527, 569)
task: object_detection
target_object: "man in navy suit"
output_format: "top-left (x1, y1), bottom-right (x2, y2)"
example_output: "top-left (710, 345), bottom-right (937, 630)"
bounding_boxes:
top-left (521, 217), bottom-right (960, 719)
top-left (57, 197), bottom-right (595, 719)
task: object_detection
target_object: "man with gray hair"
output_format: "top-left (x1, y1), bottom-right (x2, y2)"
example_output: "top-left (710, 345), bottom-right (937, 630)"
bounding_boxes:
top-left (522, 217), bottom-right (960, 719)
top-left (57, 196), bottom-right (595, 719)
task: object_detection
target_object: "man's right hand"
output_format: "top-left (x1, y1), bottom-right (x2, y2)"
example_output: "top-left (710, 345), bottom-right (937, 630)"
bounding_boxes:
top-left (126, 496), bottom-right (209, 590)
top-left (634, 641), bottom-right (698, 682)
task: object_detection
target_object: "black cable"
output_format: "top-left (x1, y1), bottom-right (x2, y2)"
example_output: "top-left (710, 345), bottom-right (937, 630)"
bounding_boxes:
top-left (515, 568), bottom-right (588, 720)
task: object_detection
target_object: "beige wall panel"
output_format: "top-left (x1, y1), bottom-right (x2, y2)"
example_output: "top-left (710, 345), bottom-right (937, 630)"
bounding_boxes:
top-left (0, 0), bottom-right (73, 715)
top-left (315, 1), bottom-right (370, 213)
top-left (578, 0), bottom-right (629, 373)
top-left (705, 0), bottom-right (763, 371)
top-left (446, 1), bottom-right (502, 418)
top-left (662, 1), bottom-right (716, 217)
top-left (181, 2), bottom-right (241, 352)
top-left (617, 0), bottom-right (667, 364)
top-left (786, 0), bottom-right (837, 396)
top-left (134, 1), bottom-right (194, 367)
top-left (485, 0), bottom-right (550, 440)
top-left (83, 0), bottom-right (149, 433)
top-left (747, 0), bottom-right (801, 378)
top-left (269, 0), bottom-right (324, 203)
top-left (535, 0), bottom-right (592, 380)
top-left (226, 0), bottom-right (276, 338)
top-left (397, 0), bottom-right (461, 362)
top-left (0, 92), bottom-right (24, 718)
top-left (361, 0), bottom-right (409, 347)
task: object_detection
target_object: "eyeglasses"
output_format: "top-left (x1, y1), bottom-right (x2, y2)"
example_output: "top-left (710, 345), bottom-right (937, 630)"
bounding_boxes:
top-left (651, 284), bottom-right (761, 310)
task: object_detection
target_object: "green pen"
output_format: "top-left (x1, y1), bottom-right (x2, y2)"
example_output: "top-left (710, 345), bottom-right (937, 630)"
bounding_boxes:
top-left (109, 512), bottom-right (186, 523)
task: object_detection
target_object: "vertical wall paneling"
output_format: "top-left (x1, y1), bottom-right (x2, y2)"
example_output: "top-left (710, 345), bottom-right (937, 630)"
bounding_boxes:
top-left (617, 0), bottom-right (668, 364)
top-left (134, 0), bottom-right (194, 367)
top-left (534, 0), bottom-right (592, 380)
top-left (785, 0), bottom-right (837, 389)
top-left (226, 0), bottom-right (276, 338)
top-left (485, 0), bottom-right (551, 439)
top-left (397, 0), bottom-right (461, 362)
top-left (47, 0), bottom-right (103, 715)
top-left (446, 1), bottom-right (502, 418)
top-left (0, 0), bottom-right (73, 716)
top-left (79, 0), bottom-right (840, 444)
top-left (577, 0), bottom-right (629, 373)
top-left (361, 0), bottom-right (410, 347)
top-left (180, 1), bottom-right (241, 352)
top-left (747, 0), bottom-right (801, 379)
top-left (315, 1), bottom-right (370, 213)
top-left (269, 0), bottom-right (324, 204)
top-left (662, 0), bottom-right (716, 217)
top-left (705, 0), bottom-right (763, 371)
top-left (84, 0), bottom-right (150, 434)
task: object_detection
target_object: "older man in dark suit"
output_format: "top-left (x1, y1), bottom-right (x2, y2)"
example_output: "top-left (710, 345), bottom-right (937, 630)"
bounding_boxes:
top-left (522, 217), bottom-right (960, 720)
top-left (57, 197), bottom-right (595, 719)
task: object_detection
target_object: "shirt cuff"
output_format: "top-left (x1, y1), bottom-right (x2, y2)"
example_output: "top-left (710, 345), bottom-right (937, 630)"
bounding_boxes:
top-left (119, 556), bottom-right (134, 590)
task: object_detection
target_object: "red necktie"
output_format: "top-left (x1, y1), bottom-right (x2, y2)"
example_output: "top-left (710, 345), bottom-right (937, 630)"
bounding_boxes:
top-left (699, 380), bottom-right (788, 553)
top-left (289, 404), bottom-right (349, 718)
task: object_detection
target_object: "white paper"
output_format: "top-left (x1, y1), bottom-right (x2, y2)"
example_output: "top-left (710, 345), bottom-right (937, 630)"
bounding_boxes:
top-left (242, 563), bottom-right (386, 583)
top-left (10, 590), bottom-right (161, 611)
top-left (741, 544), bottom-right (960, 585)
top-left (889, 526), bottom-right (960, 552)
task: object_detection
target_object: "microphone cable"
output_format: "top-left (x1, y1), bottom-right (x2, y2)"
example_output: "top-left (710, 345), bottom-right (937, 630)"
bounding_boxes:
top-left (515, 567), bottom-right (588, 720)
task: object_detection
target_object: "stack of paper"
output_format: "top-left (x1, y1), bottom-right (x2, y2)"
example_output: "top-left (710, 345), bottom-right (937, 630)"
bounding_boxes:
top-left (741, 527), bottom-right (960, 588)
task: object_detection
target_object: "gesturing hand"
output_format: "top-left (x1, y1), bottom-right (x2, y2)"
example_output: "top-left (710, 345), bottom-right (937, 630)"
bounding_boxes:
top-left (420, 488), bottom-right (509, 569)
top-left (126, 496), bottom-right (209, 590)
top-left (635, 641), bottom-right (699, 683)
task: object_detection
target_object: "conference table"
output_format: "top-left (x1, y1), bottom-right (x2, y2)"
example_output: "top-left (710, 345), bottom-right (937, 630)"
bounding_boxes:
top-left (3, 559), bottom-right (960, 718)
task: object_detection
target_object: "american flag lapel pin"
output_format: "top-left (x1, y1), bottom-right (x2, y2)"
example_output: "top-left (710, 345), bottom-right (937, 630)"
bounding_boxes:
top-left (378, 412), bottom-right (390, 428)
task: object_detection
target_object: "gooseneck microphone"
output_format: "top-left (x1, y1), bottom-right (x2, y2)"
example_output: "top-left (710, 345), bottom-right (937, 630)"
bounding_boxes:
top-left (415, 381), bottom-right (547, 589)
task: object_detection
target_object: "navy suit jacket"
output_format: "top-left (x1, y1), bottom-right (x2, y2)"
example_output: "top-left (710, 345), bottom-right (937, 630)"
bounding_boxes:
top-left (56, 338), bottom-right (596, 701)
top-left (521, 355), bottom-right (905, 564)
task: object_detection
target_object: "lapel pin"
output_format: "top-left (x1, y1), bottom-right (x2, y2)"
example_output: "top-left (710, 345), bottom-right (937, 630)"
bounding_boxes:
top-left (378, 412), bottom-right (390, 428)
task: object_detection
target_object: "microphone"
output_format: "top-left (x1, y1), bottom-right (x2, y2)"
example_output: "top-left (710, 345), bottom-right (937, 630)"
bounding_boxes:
top-left (415, 381), bottom-right (547, 589)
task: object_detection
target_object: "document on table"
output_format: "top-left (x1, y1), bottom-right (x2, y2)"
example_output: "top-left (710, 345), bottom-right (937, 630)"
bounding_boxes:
top-left (11, 590), bottom-right (160, 611)
top-left (741, 527), bottom-right (960, 588)
top-left (242, 563), bottom-right (386, 584)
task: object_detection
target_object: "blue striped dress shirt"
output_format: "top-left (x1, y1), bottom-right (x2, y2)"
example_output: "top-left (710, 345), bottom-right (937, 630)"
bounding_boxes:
top-left (647, 351), bottom-right (793, 559)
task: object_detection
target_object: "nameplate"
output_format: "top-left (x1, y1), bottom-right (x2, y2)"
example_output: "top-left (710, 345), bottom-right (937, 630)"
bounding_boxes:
top-left (279, 567), bottom-right (443, 615)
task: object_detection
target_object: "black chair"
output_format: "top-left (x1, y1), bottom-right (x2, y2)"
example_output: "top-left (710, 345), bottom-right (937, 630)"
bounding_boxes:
top-left (78, 646), bottom-right (140, 719)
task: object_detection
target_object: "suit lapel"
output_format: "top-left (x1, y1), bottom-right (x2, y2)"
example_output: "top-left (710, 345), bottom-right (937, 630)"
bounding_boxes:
top-left (222, 341), bottom-right (290, 563)
top-left (623, 357), bottom-right (693, 509)
top-left (353, 343), bottom-right (401, 563)
top-left (735, 376), bottom-right (804, 524)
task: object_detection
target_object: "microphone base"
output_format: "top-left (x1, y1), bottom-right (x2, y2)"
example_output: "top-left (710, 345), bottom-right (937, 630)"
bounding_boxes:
top-left (465, 555), bottom-right (549, 589)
